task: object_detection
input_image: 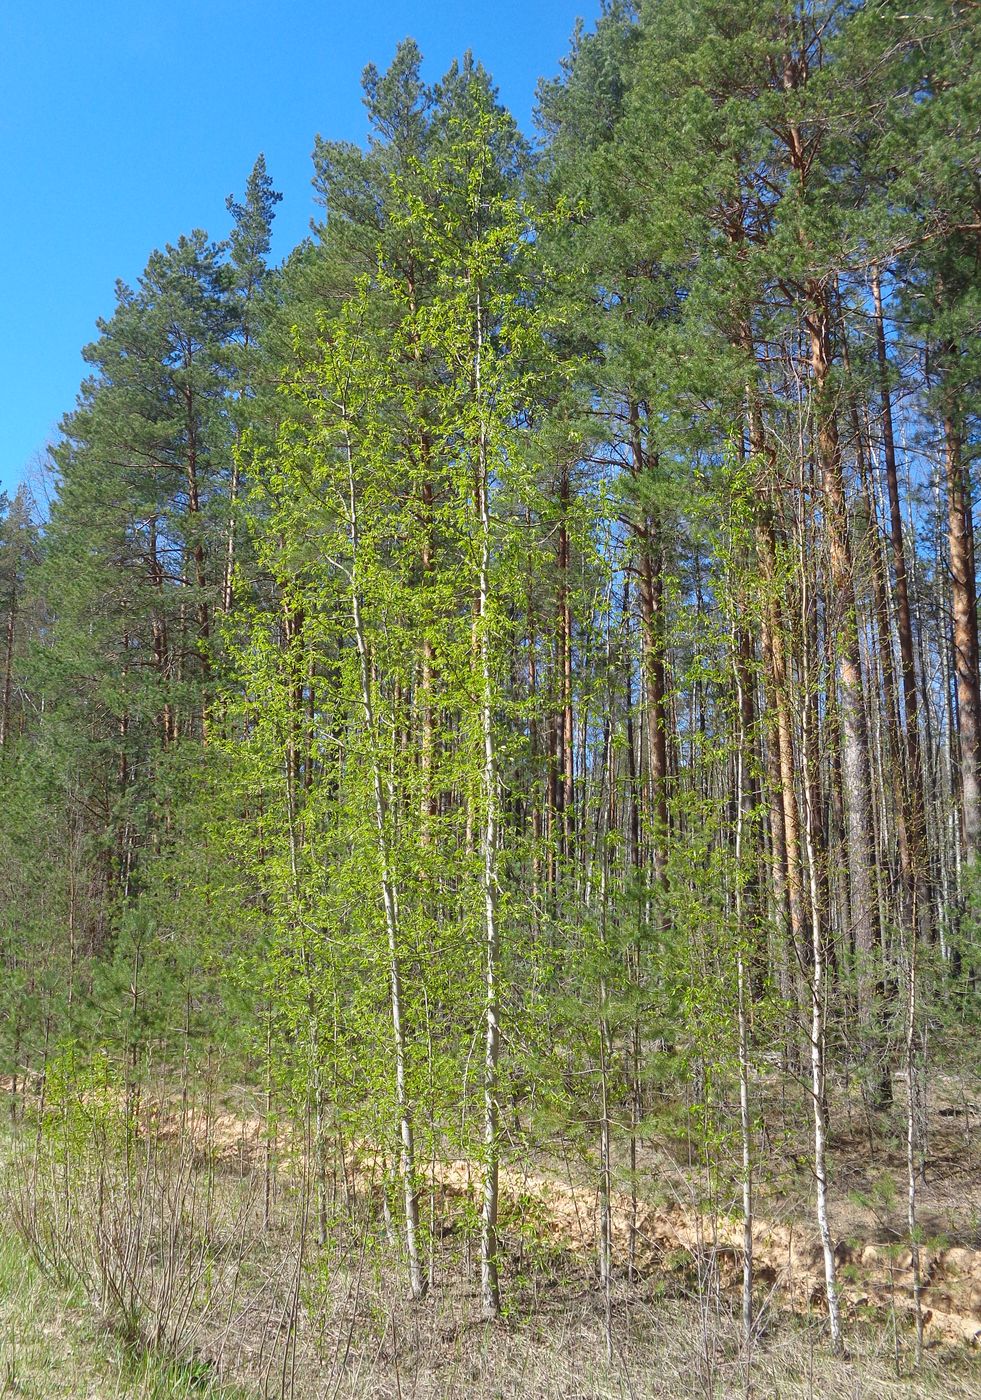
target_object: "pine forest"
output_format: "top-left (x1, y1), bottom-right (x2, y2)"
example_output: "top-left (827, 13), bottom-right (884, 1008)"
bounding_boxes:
top-left (1, 3), bottom-right (980, 1395)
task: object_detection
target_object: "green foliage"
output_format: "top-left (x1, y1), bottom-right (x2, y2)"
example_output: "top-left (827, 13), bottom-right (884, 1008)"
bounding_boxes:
top-left (0, 7), bottom-right (978, 1346)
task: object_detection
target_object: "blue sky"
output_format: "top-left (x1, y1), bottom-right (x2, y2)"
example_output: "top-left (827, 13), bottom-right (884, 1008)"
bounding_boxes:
top-left (1, 0), bottom-right (597, 498)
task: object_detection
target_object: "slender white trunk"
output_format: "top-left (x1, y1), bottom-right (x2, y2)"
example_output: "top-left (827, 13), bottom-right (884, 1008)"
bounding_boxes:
top-left (584, 686), bottom-right (613, 1353)
top-left (599, 972), bottom-right (613, 1363)
top-left (906, 903), bottom-right (924, 1363)
top-left (475, 293), bottom-right (502, 1320)
top-left (344, 427), bottom-right (426, 1301)
top-left (732, 651), bottom-right (754, 1356)
top-left (799, 553), bottom-right (843, 1353)
top-left (597, 667), bottom-right (614, 1363)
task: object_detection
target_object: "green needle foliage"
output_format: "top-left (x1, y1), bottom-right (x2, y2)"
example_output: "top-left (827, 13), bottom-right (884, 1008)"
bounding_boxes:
top-left (1, 4), bottom-right (979, 1370)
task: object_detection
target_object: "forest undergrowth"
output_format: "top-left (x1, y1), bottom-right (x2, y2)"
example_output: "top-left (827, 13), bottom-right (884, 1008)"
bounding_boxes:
top-left (0, 1194), bottom-right (241, 1399)
top-left (3, 1058), bottom-right (978, 1400)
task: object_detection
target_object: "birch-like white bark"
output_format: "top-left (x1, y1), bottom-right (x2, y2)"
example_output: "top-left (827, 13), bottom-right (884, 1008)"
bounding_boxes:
top-left (344, 424), bottom-right (426, 1301)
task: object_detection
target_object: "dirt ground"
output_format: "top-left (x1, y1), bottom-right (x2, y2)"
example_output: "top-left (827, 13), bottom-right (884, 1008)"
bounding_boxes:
top-left (4, 1066), bottom-right (980, 1397)
top-left (148, 1062), bottom-right (981, 1354)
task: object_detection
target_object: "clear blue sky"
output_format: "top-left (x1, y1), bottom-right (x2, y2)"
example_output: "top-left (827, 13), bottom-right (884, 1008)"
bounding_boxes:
top-left (1, 0), bottom-right (597, 497)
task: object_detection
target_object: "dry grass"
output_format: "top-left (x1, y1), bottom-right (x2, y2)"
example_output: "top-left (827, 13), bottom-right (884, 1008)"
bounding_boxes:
top-left (282, 1243), bottom-right (981, 1399)
top-left (2, 1067), bottom-right (979, 1399)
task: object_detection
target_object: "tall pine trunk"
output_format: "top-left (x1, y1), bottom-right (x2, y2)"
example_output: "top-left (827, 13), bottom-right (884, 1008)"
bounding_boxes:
top-left (872, 266), bottom-right (930, 923)
top-left (808, 289), bottom-right (879, 1015)
top-left (943, 398), bottom-right (981, 862)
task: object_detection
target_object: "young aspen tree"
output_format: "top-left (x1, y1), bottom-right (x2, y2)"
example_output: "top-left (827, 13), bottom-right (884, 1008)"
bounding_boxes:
top-left (798, 505), bottom-right (844, 1354)
top-left (331, 319), bottom-right (427, 1300)
top-left (390, 89), bottom-right (553, 1315)
top-left (263, 294), bottom-right (430, 1300)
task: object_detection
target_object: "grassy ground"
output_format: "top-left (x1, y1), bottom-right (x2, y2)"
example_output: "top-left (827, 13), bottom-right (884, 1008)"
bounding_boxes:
top-left (1, 1210), bottom-right (976, 1400)
top-left (1, 1085), bottom-right (978, 1399)
top-left (0, 1223), bottom-right (237, 1400)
